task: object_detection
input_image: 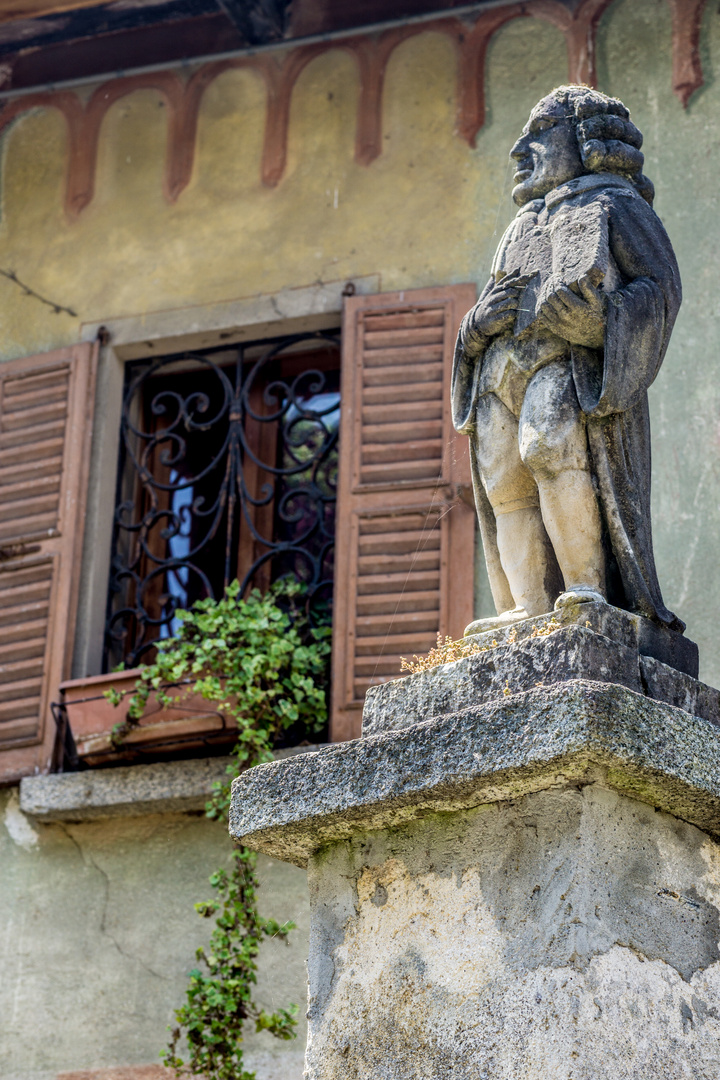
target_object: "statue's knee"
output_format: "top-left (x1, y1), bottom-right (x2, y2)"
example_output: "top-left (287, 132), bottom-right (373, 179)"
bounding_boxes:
top-left (474, 392), bottom-right (540, 510)
top-left (483, 467), bottom-right (538, 512)
top-left (480, 438), bottom-right (538, 510)
top-left (519, 361), bottom-right (590, 479)
top-left (519, 421), bottom-right (588, 480)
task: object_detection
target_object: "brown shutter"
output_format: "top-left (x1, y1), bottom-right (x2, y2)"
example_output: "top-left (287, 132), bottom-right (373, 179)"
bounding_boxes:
top-left (0, 343), bottom-right (97, 784)
top-left (331, 285), bottom-right (477, 741)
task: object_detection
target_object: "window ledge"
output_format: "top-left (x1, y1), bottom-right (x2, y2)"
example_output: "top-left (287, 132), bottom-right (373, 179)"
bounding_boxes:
top-left (19, 746), bottom-right (327, 822)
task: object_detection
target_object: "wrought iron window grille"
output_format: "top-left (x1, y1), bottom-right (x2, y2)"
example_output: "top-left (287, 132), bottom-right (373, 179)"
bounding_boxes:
top-left (103, 331), bottom-right (340, 670)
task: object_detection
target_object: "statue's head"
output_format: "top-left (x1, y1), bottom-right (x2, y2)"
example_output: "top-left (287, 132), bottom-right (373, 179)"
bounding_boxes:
top-left (510, 85), bottom-right (653, 208)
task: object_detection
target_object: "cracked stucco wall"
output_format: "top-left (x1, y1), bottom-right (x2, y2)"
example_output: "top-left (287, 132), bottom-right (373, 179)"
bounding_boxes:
top-left (0, 789), bottom-right (308, 1080)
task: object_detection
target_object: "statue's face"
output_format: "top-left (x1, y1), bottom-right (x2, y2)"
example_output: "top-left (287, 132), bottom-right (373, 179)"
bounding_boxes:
top-left (509, 96), bottom-right (585, 206)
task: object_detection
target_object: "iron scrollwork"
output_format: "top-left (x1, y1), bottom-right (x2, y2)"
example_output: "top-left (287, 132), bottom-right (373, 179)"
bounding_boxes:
top-left (104, 332), bottom-right (340, 669)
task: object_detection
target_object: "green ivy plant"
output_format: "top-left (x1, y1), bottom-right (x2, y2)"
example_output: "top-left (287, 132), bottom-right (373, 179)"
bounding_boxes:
top-left (108, 579), bottom-right (331, 1080)
top-left (163, 846), bottom-right (299, 1080)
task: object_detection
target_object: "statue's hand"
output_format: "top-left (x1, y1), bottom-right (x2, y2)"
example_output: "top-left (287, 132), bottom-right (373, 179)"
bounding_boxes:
top-left (461, 271), bottom-right (530, 355)
top-left (538, 274), bottom-right (607, 349)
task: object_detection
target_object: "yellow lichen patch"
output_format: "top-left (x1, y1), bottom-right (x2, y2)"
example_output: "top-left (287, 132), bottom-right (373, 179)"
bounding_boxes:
top-left (356, 858), bottom-right (405, 907)
top-left (339, 859), bottom-right (506, 993)
top-left (530, 616), bottom-right (562, 638)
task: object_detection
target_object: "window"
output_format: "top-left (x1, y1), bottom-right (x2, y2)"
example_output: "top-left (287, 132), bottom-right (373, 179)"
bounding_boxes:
top-left (0, 344), bottom-right (96, 784)
top-left (104, 332), bottom-right (340, 669)
top-left (332, 285), bottom-right (476, 739)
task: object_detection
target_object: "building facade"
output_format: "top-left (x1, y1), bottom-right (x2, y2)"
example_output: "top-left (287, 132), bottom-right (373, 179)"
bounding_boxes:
top-left (0, 0), bottom-right (718, 1077)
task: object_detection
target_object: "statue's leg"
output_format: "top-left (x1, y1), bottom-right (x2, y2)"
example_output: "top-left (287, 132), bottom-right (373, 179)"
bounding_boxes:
top-left (466, 393), bottom-right (559, 633)
top-left (519, 361), bottom-right (606, 605)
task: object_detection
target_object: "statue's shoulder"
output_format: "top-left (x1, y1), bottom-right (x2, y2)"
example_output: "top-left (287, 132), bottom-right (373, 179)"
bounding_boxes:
top-left (547, 173), bottom-right (641, 211)
top-left (554, 176), bottom-right (679, 289)
top-left (550, 175), bottom-right (659, 225)
top-left (548, 175), bottom-right (666, 250)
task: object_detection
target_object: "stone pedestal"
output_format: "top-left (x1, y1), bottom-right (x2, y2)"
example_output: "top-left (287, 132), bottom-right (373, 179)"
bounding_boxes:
top-left (230, 606), bottom-right (720, 1078)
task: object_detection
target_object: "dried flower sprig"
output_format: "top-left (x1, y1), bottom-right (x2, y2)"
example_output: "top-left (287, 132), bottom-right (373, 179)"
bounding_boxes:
top-left (399, 616), bottom-right (561, 674)
top-left (530, 616), bottom-right (561, 638)
top-left (0, 267), bottom-right (77, 316)
top-left (400, 632), bottom-right (489, 674)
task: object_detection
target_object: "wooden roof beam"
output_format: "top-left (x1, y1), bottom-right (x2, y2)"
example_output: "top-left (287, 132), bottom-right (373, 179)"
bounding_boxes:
top-left (215, 0), bottom-right (289, 45)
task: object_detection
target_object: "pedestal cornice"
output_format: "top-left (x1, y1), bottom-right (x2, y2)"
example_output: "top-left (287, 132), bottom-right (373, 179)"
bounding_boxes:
top-left (230, 679), bottom-right (720, 866)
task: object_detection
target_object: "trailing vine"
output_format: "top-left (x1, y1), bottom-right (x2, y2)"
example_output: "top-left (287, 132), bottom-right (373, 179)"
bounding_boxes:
top-left (163, 846), bottom-right (299, 1080)
top-left (108, 579), bottom-right (331, 1080)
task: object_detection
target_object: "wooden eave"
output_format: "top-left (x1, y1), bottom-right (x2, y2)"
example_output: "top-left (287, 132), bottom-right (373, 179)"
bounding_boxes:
top-left (0, 0), bottom-right (530, 93)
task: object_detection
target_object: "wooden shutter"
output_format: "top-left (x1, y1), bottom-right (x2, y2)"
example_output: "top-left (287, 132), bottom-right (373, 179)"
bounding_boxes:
top-left (331, 285), bottom-right (477, 741)
top-left (0, 343), bottom-right (96, 784)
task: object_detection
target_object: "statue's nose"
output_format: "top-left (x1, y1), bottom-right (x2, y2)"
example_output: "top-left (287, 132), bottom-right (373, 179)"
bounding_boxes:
top-left (510, 133), bottom-right (529, 160)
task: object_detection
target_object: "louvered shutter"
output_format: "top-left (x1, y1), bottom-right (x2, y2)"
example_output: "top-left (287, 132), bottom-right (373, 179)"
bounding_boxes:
top-left (0, 343), bottom-right (96, 784)
top-left (331, 285), bottom-right (477, 741)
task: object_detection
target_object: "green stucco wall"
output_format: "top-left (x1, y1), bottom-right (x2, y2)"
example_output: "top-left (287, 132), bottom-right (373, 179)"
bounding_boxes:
top-left (0, 788), bottom-right (309, 1080)
top-left (596, 0), bottom-right (720, 684)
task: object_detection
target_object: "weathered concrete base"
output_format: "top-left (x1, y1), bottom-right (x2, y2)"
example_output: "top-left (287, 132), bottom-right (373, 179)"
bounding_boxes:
top-left (230, 664), bottom-right (720, 1078)
top-left (305, 785), bottom-right (720, 1079)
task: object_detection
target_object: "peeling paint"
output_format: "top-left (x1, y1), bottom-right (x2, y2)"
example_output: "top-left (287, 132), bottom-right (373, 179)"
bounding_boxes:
top-left (3, 791), bottom-right (38, 850)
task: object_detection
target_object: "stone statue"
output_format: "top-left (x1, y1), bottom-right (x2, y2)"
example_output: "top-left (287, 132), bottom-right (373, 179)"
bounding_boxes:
top-left (452, 85), bottom-right (684, 636)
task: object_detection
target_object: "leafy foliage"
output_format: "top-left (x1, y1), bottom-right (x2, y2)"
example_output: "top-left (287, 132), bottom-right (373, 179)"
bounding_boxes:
top-left (109, 579), bottom-right (331, 1080)
top-left (162, 848), bottom-right (299, 1080)
top-left (106, 578), bottom-right (330, 769)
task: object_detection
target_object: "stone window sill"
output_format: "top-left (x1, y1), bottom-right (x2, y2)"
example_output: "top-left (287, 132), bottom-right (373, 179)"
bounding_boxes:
top-left (19, 745), bottom-right (325, 822)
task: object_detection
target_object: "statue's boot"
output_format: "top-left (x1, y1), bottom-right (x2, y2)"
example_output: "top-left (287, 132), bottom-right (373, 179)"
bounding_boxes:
top-left (464, 506), bottom-right (555, 637)
top-left (555, 585), bottom-right (606, 610)
top-left (464, 607), bottom-right (533, 636)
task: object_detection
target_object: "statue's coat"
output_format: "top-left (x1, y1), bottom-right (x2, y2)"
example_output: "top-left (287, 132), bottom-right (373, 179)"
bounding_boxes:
top-left (452, 174), bottom-right (683, 628)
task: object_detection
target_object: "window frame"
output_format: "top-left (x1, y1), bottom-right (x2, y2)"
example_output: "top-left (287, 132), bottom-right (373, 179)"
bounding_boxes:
top-left (73, 276), bottom-right (379, 681)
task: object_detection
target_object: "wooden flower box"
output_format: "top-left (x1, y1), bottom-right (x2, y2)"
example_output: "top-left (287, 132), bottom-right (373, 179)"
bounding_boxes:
top-left (59, 669), bottom-right (238, 767)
